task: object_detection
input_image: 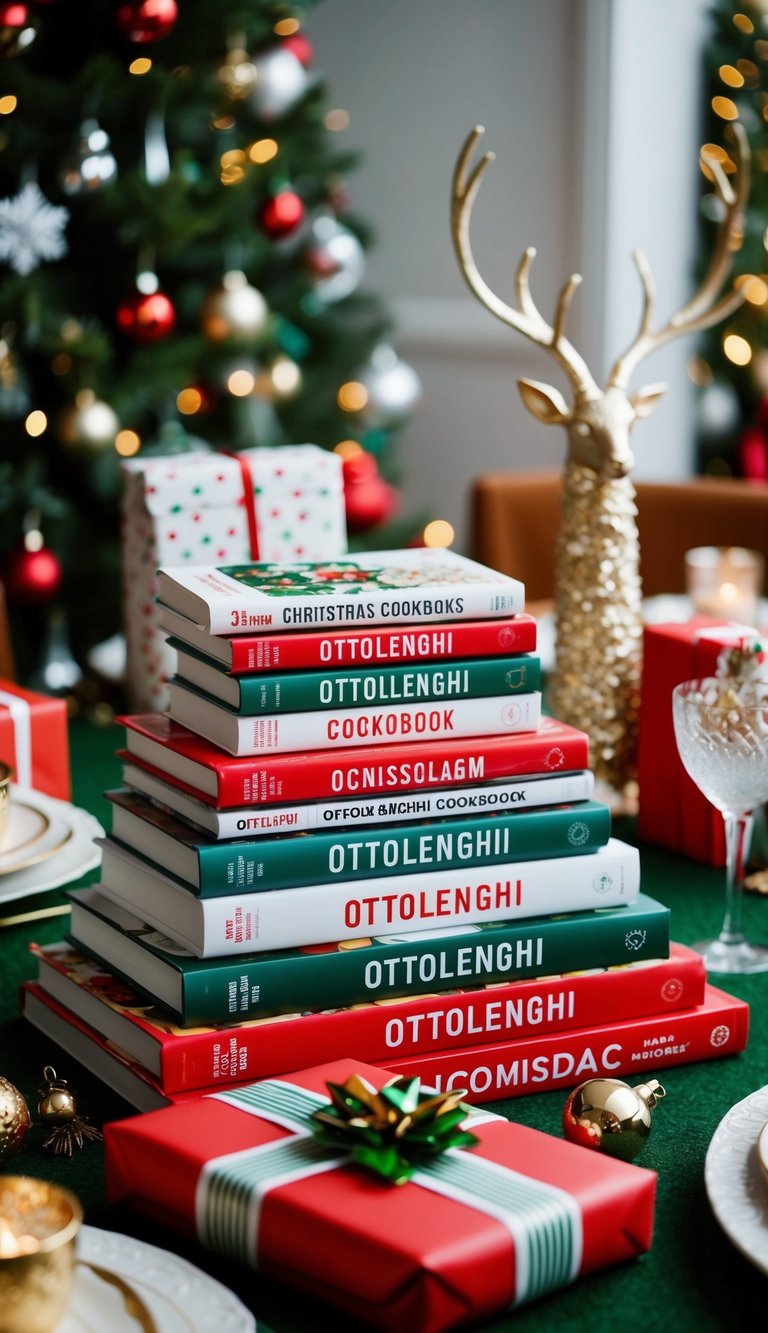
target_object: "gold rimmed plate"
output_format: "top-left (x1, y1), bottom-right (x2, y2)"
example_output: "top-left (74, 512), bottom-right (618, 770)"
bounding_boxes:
top-left (705, 1084), bottom-right (768, 1277)
top-left (59, 1225), bottom-right (256, 1331)
top-left (0, 789), bottom-right (103, 912)
top-left (757, 1119), bottom-right (768, 1186)
top-left (0, 796), bottom-right (71, 876)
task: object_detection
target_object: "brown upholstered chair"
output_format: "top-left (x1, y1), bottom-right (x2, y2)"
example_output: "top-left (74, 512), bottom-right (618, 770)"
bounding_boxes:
top-left (470, 471), bottom-right (768, 603)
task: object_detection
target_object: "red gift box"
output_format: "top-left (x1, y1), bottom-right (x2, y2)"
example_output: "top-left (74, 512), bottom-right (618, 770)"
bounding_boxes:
top-left (636, 617), bottom-right (757, 865)
top-left (0, 680), bottom-right (69, 801)
top-left (105, 1058), bottom-right (656, 1332)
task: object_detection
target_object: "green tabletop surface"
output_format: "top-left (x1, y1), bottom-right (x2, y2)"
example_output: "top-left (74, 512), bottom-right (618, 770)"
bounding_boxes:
top-left (1, 719), bottom-right (767, 1331)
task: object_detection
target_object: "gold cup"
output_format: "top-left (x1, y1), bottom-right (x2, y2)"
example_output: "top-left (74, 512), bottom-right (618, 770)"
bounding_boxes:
top-left (0, 1176), bottom-right (82, 1333)
top-left (0, 761), bottom-right (11, 846)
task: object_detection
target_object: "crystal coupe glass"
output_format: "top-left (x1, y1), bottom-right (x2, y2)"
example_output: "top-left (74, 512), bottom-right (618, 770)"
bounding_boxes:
top-left (673, 677), bottom-right (768, 974)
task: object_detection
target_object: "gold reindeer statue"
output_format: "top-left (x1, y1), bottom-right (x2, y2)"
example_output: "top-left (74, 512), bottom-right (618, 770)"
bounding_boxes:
top-left (452, 124), bottom-right (750, 791)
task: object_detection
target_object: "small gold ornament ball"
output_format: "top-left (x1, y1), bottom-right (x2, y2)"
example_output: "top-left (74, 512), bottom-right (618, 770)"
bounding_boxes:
top-left (201, 271), bottom-right (268, 343)
top-left (562, 1077), bottom-right (666, 1161)
top-left (0, 1076), bottom-right (31, 1165)
top-left (38, 1087), bottom-right (77, 1124)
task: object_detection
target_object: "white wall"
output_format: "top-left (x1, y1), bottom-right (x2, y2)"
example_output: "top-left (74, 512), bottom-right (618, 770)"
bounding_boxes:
top-left (579, 0), bottom-right (715, 478)
top-left (309, 0), bottom-right (713, 547)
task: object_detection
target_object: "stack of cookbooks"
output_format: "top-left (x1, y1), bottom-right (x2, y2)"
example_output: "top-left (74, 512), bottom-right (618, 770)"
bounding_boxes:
top-left (23, 549), bottom-right (748, 1108)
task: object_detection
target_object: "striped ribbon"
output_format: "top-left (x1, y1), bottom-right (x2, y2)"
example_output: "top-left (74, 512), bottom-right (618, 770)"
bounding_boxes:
top-left (195, 1079), bottom-right (582, 1308)
top-left (0, 689), bottom-right (31, 787)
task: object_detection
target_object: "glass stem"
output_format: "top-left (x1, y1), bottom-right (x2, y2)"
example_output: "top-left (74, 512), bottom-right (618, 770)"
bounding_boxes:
top-left (719, 812), bottom-right (754, 947)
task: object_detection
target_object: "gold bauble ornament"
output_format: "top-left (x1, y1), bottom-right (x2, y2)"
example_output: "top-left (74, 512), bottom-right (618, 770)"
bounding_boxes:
top-left (201, 271), bottom-right (268, 343)
top-left (57, 390), bottom-right (119, 453)
top-left (0, 1075), bottom-right (31, 1165)
top-left (562, 1077), bottom-right (666, 1161)
top-left (37, 1067), bottom-right (102, 1157)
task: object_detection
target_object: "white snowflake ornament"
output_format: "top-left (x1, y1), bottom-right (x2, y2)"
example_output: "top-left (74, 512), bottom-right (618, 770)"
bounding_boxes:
top-left (0, 182), bottom-right (69, 276)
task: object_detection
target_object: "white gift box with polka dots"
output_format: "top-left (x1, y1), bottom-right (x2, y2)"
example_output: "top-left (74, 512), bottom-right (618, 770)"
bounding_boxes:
top-left (121, 446), bottom-right (347, 712)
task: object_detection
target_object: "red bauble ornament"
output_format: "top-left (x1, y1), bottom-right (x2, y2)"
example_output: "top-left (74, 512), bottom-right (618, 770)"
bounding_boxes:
top-left (117, 290), bottom-right (176, 343)
top-left (341, 449), bottom-right (377, 487)
top-left (342, 451), bottom-right (399, 532)
top-left (281, 33), bottom-right (313, 67)
top-left (5, 545), bottom-right (62, 605)
top-left (738, 425), bottom-right (768, 483)
top-left (0, 4), bottom-right (28, 26)
top-left (116, 0), bottom-right (177, 44)
top-left (258, 190), bottom-right (305, 240)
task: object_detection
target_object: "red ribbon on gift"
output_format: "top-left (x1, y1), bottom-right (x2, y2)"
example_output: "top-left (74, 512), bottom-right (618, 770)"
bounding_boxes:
top-left (220, 451), bottom-right (260, 560)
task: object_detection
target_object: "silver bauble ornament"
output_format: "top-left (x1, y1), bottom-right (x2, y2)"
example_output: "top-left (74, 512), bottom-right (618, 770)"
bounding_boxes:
top-left (58, 390), bottom-right (119, 452)
top-left (306, 214), bottom-right (365, 304)
top-left (249, 46), bottom-right (309, 121)
top-left (201, 271), bottom-right (269, 343)
top-left (360, 345), bottom-right (421, 426)
top-left (698, 381), bottom-right (741, 438)
top-left (59, 119), bottom-right (117, 196)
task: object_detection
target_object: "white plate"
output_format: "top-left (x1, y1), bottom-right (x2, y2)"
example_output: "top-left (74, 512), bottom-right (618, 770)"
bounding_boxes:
top-left (705, 1083), bottom-right (768, 1276)
top-left (60, 1225), bottom-right (256, 1332)
top-left (0, 793), bottom-right (72, 874)
top-left (0, 787), bottom-right (103, 907)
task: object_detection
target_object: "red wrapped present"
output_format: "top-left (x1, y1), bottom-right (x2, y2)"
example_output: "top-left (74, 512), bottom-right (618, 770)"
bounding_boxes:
top-left (637, 617), bottom-right (758, 865)
top-left (0, 680), bottom-right (69, 801)
top-left (105, 1058), bottom-right (656, 1332)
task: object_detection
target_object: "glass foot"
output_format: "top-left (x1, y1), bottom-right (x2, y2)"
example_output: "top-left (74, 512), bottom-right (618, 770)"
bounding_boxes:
top-left (693, 938), bottom-right (768, 975)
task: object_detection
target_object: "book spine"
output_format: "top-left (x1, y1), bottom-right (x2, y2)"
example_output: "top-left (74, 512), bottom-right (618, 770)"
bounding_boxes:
top-left (227, 618), bottom-right (538, 673)
top-left (141, 771), bottom-right (595, 838)
top-left (384, 991), bottom-right (749, 1102)
top-left (149, 950), bottom-right (705, 1092)
top-left (215, 722), bottom-right (591, 806)
top-left (72, 895), bottom-right (670, 1026)
top-left (207, 579), bottom-right (524, 635)
top-left (102, 840), bottom-right (640, 955)
top-left (190, 691), bottom-right (543, 757)
top-left (233, 656), bottom-right (541, 714)
top-left (194, 801), bottom-right (612, 894)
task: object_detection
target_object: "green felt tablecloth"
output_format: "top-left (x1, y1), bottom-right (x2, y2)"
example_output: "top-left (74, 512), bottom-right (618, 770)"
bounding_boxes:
top-left (1, 719), bottom-right (767, 1331)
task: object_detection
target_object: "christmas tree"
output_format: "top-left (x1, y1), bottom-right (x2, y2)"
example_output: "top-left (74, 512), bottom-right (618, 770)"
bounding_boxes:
top-left (0, 0), bottom-right (421, 682)
top-left (696, 0), bottom-right (768, 481)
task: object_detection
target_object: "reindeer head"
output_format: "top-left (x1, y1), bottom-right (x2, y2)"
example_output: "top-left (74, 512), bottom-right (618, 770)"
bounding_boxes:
top-left (452, 126), bottom-right (750, 483)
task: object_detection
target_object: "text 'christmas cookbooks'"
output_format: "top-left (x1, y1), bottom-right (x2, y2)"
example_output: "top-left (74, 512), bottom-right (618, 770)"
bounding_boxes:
top-left (156, 548), bottom-right (525, 634)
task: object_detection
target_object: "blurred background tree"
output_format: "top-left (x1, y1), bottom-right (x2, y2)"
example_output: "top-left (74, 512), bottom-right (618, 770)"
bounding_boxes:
top-left (696, 0), bottom-right (768, 483)
top-left (0, 0), bottom-right (422, 682)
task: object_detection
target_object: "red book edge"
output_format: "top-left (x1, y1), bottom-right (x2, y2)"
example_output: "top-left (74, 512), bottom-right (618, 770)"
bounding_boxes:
top-left (118, 714), bottom-right (590, 807)
top-left (386, 984), bottom-right (749, 1102)
top-left (31, 942), bottom-right (706, 1093)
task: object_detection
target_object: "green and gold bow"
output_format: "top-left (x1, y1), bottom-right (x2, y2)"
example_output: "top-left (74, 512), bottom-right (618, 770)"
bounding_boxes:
top-left (310, 1073), bottom-right (479, 1185)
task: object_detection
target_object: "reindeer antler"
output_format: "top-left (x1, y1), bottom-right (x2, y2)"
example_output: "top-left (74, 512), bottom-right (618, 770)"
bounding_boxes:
top-left (609, 122), bottom-right (751, 390)
top-left (451, 125), bottom-right (599, 397)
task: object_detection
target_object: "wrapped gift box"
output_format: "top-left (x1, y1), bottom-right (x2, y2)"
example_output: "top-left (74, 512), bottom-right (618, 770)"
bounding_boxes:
top-left (637, 617), bottom-right (758, 865)
top-left (0, 680), bottom-right (69, 800)
top-left (105, 1057), bottom-right (656, 1332)
top-left (121, 446), bottom-right (347, 711)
